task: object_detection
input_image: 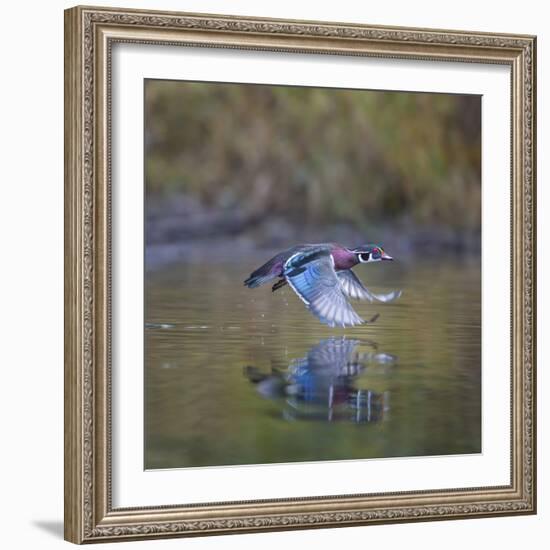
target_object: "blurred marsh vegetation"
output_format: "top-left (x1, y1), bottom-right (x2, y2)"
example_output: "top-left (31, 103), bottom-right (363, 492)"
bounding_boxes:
top-left (145, 80), bottom-right (481, 266)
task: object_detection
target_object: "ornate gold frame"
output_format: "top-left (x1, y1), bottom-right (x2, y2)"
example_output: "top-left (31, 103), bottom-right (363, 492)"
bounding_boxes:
top-left (64, 5), bottom-right (537, 544)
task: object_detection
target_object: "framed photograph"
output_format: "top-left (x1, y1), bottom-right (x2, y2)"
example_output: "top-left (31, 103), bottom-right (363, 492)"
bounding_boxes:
top-left (64, 5), bottom-right (537, 544)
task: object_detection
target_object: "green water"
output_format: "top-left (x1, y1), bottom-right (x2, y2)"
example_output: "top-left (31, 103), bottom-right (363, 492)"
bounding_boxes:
top-left (145, 256), bottom-right (481, 469)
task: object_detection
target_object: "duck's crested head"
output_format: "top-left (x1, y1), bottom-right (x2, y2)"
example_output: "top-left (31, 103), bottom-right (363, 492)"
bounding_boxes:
top-left (351, 244), bottom-right (393, 263)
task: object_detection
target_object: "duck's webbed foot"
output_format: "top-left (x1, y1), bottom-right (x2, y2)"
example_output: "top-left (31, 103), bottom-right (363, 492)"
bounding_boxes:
top-left (272, 278), bottom-right (287, 292)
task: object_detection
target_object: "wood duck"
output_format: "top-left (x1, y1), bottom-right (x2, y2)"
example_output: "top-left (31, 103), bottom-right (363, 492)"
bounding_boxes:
top-left (244, 243), bottom-right (402, 328)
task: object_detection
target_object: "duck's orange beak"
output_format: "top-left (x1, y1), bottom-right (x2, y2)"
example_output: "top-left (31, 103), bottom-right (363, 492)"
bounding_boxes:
top-left (381, 251), bottom-right (393, 261)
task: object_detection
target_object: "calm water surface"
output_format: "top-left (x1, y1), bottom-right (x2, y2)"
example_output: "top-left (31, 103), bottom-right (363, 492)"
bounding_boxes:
top-left (145, 256), bottom-right (481, 469)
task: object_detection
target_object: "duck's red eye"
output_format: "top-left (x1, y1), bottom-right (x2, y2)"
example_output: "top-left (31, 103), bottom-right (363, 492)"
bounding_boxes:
top-left (373, 248), bottom-right (379, 254)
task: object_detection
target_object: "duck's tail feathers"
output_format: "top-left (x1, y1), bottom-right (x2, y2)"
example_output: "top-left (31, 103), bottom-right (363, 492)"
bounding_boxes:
top-left (244, 273), bottom-right (275, 288)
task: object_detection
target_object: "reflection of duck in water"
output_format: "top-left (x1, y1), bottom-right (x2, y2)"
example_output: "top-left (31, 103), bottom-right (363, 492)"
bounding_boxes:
top-left (244, 338), bottom-right (395, 423)
top-left (244, 243), bottom-right (402, 327)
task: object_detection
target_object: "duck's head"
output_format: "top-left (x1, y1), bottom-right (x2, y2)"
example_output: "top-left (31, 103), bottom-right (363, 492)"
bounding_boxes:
top-left (352, 244), bottom-right (393, 264)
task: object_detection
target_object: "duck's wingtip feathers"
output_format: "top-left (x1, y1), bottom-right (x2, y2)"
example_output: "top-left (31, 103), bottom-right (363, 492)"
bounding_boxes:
top-left (321, 315), bottom-right (365, 329)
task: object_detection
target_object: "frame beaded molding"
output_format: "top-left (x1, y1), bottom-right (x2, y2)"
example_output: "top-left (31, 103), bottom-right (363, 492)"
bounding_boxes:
top-left (65, 5), bottom-right (536, 544)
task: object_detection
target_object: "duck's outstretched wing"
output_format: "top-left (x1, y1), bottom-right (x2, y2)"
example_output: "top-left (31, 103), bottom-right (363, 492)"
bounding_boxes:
top-left (337, 270), bottom-right (402, 303)
top-left (284, 250), bottom-right (364, 328)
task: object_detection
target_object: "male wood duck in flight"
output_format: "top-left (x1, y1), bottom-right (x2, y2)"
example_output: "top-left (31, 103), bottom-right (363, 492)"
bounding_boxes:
top-left (244, 243), bottom-right (402, 328)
